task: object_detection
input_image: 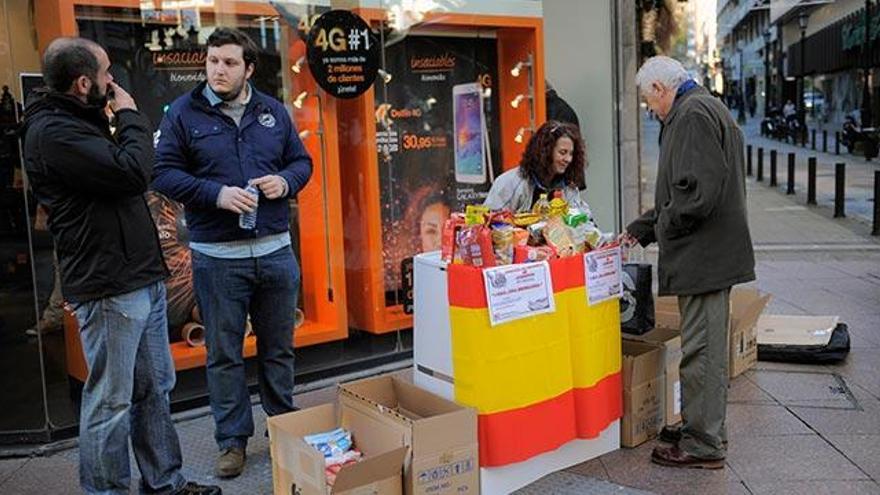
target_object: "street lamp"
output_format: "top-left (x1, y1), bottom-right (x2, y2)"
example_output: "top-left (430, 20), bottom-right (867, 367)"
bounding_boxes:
top-left (798, 10), bottom-right (809, 130)
top-left (738, 39), bottom-right (746, 124)
top-left (862, 0), bottom-right (873, 128)
top-left (763, 28), bottom-right (772, 119)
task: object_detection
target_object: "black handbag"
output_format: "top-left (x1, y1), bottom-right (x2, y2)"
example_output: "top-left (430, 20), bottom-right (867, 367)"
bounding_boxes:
top-left (620, 263), bottom-right (654, 335)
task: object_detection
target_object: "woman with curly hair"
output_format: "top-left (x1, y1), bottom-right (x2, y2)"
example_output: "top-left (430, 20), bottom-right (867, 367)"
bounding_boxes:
top-left (484, 120), bottom-right (591, 214)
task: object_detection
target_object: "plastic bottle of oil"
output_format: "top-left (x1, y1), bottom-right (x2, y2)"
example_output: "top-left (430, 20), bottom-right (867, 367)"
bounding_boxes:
top-left (532, 192), bottom-right (551, 219)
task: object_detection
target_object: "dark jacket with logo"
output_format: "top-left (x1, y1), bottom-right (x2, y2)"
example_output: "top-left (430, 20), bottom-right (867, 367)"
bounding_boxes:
top-left (627, 86), bottom-right (755, 296)
top-left (22, 92), bottom-right (167, 303)
top-left (152, 83), bottom-right (312, 243)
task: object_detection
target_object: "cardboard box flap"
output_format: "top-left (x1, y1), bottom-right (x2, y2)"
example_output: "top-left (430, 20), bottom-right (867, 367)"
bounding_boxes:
top-left (269, 403), bottom-right (338, 438)
top-left (654, 296), bottom-right (680, 330)
top-left (622, 340), bottom-right (664, 387)
top-left (341, 376), bottom-right (399, 410)
top-left (331, 446), bottom-right (407, 494)
top-left (394, 379), bottom-right (463, 417)
top-left (339, 378), bottom-right (469, 426)
top-left (340, 377), bottom-right (478, 458)
top-left (341, 397), bottom-right (408, 458)
top-left (730, 288), bottom-right (771, 334)
top-left (757, 314), bottom-right (840, 347)
top-left (270, 429), bottom-right (326, 495)
top-left (410, 409), bottom-right (478, 457)
top-left (622, 327), bottom-right (681, 349)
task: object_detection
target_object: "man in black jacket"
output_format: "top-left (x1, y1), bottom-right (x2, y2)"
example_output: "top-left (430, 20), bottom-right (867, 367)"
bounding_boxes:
top-left (546, 80), bottom-right (580, 129)
top-left (22, 37), bottom-right (220, 495)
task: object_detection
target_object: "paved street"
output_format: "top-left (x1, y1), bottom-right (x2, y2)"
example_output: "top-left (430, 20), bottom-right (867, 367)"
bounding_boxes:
top-left (1, 117), bottom-right (879, 494)
top-left (738, 117), bottom-right (880, 226)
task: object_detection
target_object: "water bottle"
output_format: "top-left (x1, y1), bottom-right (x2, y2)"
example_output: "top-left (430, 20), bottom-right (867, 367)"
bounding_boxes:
top-left (238, 184), bottom-right (259, 230)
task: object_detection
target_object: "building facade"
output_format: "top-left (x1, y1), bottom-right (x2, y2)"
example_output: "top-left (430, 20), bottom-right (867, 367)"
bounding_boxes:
top-left (775, 0), bottom-right (874, 128)
top-left (717, 0), bottom-right (772, 118)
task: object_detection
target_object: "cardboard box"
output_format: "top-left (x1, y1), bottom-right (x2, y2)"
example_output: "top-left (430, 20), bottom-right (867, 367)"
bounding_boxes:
top-left (757, 315), bottom-right (839, 346)
top-left (338, 376), bottom-right (479, 495)
top-left (621, 340), bottom-right (665, 447)
top-left (654, 288), bottom-right (771, 379)
top-left (623, 327), bottom-right (682, 426)
top-left (268, 402), bottom-right (407, 495)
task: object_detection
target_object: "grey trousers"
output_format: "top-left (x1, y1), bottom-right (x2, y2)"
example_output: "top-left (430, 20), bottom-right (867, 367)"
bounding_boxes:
top-left (678, 288), bottom-right (731, 459)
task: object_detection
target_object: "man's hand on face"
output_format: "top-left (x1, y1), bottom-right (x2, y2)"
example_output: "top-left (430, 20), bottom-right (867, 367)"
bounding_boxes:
top-left (217, 186), bottom-right (258, 213)
top-left (107, 82), bottom-right (137, 112)
top-left (250, 175), bottom-right (288, 200)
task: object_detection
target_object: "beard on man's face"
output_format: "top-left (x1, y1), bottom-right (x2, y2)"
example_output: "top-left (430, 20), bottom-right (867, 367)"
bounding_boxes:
top-left (211, 76), bottom-right (247, 102)
top-left (86, 79), bottom-right (108, 108)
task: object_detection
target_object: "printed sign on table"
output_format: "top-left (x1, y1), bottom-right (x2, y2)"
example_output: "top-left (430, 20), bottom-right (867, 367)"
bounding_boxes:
top-left (482, 261), bottom-right (555, 326)
top-left (584, 245), bottom-right (623, 306)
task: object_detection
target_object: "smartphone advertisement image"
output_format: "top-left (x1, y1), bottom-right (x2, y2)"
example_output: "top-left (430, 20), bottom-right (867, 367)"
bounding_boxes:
top-left (453, 82), bottom-right (486, 185)
top-left (375, 36), bottom-right (502, 302)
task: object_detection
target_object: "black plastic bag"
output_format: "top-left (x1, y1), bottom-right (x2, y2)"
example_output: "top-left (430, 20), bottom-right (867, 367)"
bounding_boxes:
top-left (620, 263), bottom-right (654, 335)
top-left (758, 323), bottom-right (851, 364)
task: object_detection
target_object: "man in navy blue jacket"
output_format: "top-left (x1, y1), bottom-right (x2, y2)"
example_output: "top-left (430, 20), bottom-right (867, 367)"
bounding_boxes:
top-left (152, 27), bottom-right (312, 478)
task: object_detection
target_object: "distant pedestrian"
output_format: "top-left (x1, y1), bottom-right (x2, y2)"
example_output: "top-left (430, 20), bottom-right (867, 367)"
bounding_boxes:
top-left (783, 99), bottom-right (796, 119)
top-left (620, 56), bottom-right (755, 470)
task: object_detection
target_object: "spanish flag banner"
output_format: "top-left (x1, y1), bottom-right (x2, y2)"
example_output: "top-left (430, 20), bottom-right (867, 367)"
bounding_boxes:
top-left (447, 254), bottom-right (622, 468)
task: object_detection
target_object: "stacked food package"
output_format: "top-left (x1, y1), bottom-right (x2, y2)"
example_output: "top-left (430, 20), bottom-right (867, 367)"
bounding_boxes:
top-left (303, 428), bottom-right (364, 488)
top-left (441, 192), bottom-right (614, 266)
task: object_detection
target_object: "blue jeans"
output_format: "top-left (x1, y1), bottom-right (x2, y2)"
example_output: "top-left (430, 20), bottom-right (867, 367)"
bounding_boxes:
top-left (74, 282), bottom-right (186, 495)
top-left (191, 247), bottom-right (300, 450)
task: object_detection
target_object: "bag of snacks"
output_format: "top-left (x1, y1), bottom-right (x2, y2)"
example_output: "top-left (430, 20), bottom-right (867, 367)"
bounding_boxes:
top-left (491, 224), bottom-right (515, 265)
top-left (465, 204), bottom-right (490, 225)
top-left (513, 244), bottom-right (557, 263)
top-left (458, 225), bottom-right (496, 267)
top-left (512, 227), bottom-right (529, 246)
top-left (527, 221), bottom-right (547, 245)
top-left (513, 211), bottom-right (541, 227)
top-left (441, 213), bottom-right (466, 263)
top-left (543, 217), bottom-right (578, 257)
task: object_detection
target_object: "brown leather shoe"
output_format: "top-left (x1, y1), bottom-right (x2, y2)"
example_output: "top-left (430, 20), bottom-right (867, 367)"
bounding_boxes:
top-left (215, 447), bottom-right (246, 478)
top-left (651, 445), bottom-right (725, 469)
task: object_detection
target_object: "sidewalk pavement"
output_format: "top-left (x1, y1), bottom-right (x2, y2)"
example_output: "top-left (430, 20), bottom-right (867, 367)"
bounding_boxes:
top-left (739, 116), bottom-right (880, 225)
top-left (1, 117), bottom-right (879, 494)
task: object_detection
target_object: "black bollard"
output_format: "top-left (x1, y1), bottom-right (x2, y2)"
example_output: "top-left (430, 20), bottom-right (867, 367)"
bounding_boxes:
top-left (787, 153), bottom-right (795, 194)
top-left (808, 157), bottom-right (817, 205)
top-left (770, 150), bottom-right (778, 187)
top-left (757, 148), bottom-right (765, 182)
top-left (873, 171), bottom-right (880, 236)
top-left (811, 129), bottom-right (817, 150)
top-left (823, 130), bottom-right (828, 153)
top-left (834, 163), bottom-right (846, 218)
top-left (747, 145), bottom-right (753, 176)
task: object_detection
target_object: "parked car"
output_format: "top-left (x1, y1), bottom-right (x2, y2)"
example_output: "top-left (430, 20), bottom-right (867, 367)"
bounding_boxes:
top-left (803, 91), bottom-right (826, 115)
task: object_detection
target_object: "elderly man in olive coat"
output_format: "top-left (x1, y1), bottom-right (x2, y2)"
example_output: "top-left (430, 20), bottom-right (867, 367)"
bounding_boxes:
top-left (621, 56), bottom-right (755, 469)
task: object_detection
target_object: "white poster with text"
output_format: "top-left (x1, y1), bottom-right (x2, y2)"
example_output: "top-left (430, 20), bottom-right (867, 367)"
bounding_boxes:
top-left (482, 261), bottom-right (555, 326)
top-left (584, 246), bottom-right (623, 306)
